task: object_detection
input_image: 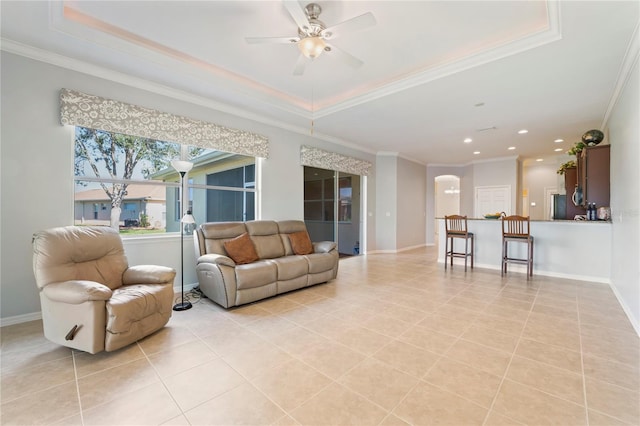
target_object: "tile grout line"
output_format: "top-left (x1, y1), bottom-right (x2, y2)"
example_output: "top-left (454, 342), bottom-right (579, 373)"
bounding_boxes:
top-left (135, 340), bottom-right (194, 425)
top-left (379, 277), bottom-right (484, 426)
top-left (576, 295), bottom-right (591, 426)
top-left (480, 277), bottom-right (542, 426)
top-left (193, 315), bottom-right (337, 425)
top-left (71, 349), bottom-right (86, 426)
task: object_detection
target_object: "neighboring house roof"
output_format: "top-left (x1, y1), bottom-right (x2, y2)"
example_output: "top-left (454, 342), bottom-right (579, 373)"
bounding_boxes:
top-left (75, 184), bottom-right (167, 202)
top-left (150, 151), bottom-right (240, 180)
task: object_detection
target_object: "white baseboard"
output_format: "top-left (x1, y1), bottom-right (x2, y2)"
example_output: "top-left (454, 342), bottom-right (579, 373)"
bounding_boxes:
top-left (436, 258), bottom-right (611, 284)
top-left (609, 282), bottom-right (640, 337)
top-left (174, 282), bottom-right (199, 294)
top-left (368, 243), bottom-right (426, 255)
top-left (0, 311), bottom-right (42, 327)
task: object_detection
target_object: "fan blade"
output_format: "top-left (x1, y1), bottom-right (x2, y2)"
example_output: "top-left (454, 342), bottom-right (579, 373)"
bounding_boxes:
top-left (326, 43), bottom-right (363, 69)
top-left (245, 36), bottom-right (299, 44)
top-left (283, 0), bottom-right (311, 32)
top-left (322, 12), bottom-right (376, 40)
top-left (293, 53), bottom-right (307, 76)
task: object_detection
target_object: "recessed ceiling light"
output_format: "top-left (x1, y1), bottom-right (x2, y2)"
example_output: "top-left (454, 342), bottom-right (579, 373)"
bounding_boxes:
top-left (554, 139), bottom-right (564, 143)
top-left (554, 148), bottom-right (563, 152)
top-left (508, 146), bottom-right (516, 150)
top-left (464, 138), bottom-right (472, 143)
top-left (536, 158), bottom-right (543, 162)
top-left (473, 151), bottom-right (480, 155)
top-left (518, 129), bottom-right (528, 134)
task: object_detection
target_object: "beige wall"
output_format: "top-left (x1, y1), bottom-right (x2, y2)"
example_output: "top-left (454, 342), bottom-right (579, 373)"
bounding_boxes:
top-left (607, 56), bottom-right (639, 332)
top-left (0, 52), bottom-right (377, 322)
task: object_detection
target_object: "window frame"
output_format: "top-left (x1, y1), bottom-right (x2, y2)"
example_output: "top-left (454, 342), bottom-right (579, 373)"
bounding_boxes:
top-left (73, 126), bottom-right (258, 236)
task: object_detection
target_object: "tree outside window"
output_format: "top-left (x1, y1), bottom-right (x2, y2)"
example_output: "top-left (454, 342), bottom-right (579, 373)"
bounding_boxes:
top-left (74, 127), bottom-right (256, 234)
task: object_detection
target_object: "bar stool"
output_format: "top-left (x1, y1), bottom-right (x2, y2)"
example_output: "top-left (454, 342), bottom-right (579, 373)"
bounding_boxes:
top-left (444, 215), bottom-right (474, 271)
top-left (501, 215), bottom-right (534, 278)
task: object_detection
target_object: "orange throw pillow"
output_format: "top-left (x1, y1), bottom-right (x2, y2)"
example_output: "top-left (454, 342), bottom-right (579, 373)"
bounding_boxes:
top-left (224, 233), bottom-right (258, 264)
top-left (289, 231), bottom-right (313, 255)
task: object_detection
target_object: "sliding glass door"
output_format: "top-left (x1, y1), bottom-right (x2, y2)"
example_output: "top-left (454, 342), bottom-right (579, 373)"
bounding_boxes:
top-left (304, 166), bottom-right (361, 256)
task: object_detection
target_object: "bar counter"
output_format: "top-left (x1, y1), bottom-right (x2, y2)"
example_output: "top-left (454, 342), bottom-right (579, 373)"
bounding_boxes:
top-left (437, 218), bottom-right (612, 282)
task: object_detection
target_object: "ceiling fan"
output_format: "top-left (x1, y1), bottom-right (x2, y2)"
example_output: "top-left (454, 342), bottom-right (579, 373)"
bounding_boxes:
top-left (245, 1), bottom-right (376, 75)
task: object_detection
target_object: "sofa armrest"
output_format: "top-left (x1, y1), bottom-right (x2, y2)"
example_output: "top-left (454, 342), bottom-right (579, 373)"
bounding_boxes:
top-left (197, 253), bottom-right (236, 267)
top-left (313, 241), bottom-right (337, 253)
top-left (122, 265), bottom-right (176, 285)
top-left (42, 280), bottom-right (113, 304)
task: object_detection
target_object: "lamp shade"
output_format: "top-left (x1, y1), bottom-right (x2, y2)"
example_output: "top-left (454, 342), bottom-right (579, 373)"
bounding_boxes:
top-left (171, 160), bottom-right (194, 173)
top-left (181, 211), bottom-right (196, 224)
top-left (298, 36), bottom-right (326, 59)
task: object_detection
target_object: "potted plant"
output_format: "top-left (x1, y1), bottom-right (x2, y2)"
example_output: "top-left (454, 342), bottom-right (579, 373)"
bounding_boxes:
top-left (567, 141), bottom-right (586, 156)
top-left (557, 159), bottom-right (576, 175)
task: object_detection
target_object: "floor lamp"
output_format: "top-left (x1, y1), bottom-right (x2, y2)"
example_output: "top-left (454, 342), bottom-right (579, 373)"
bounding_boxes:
top-left (171, 160), bottom-right (194, 311)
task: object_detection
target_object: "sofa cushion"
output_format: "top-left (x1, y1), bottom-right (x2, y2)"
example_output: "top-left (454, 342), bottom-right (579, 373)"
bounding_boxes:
top-left (106, 283), bottom-right (173, 334)
top-left (246, 221), bottom-right (285, 259)
top-left (305, 252), bottom-right (339, 274)
top-left (270, 256), bottom-right (309, 281)
top-left (199, 222), bottom-right (247, 256)
top-left (289, 231), bottom-right (313, 255)
top-left (224, 233), bottom-right (258, 265)
top-left (235, 261), bottom-right (277, 290)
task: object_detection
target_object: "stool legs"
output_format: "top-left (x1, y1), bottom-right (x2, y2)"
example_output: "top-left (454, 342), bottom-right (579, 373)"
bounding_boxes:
top-left (502, 238), bottom-right (534, 279)
top-left (471, 235), bottom-right (474, 269)
top-left (528, 238), bottom-right (534, 277)
top-left (444, 235), bottom-right (474, 271)
top-left (444, 236), bottom-right (449, 270)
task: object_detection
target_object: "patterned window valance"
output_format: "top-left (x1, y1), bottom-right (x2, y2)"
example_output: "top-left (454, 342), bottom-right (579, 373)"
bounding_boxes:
top-left (59, 89), bottom-right (269, 158)
top-left (300, 146), bottom-right (372, 176)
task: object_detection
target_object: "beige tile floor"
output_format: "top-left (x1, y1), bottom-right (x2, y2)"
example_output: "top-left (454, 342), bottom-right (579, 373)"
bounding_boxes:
top-left (1, 246), bottom-right (639, 425)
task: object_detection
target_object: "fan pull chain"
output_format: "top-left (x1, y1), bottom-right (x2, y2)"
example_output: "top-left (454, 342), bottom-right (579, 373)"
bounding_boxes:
top-left (310, 80), bottom-right (314, 135)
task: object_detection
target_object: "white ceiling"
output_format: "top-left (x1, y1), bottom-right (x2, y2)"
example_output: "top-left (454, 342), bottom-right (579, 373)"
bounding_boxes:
top-left (1, 1), bottom-right (638, 165)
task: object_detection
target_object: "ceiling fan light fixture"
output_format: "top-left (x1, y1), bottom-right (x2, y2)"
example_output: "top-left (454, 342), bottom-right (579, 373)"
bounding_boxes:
top-left (298, 36), bottom-right (326, 59)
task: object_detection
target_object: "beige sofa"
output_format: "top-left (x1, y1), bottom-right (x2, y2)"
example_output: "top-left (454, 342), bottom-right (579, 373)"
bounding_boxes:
top-left (193, 220), bottom-right (339, 308)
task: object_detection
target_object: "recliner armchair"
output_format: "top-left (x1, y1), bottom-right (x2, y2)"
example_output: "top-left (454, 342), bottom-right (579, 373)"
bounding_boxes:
top-left (32, 226), bottom-right (176, 354)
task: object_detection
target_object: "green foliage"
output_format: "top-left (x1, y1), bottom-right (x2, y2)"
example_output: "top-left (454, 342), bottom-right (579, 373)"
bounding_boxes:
top-left (75, 127), bottom-right (180, 209)
top-left (188, 146), bottom-right (205, 160)
top-left (557, 160), bottom-right (576, 175)
top-left (567, 141), bottom-right (586, 156)
top-left (139, 213), bottom-right (150, 228)
top-left (118, 228), bottom-right (165, 235)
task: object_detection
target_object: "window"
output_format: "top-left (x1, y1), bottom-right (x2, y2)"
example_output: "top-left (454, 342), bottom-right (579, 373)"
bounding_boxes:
top-left (338, 177), bottom-right (352, 222)
top-left (205, 165), bottom-right (255, 222)
top-left (74, 126), bottom-right (256, 234)
top-left (303, 171), bottom-right (352, 223)
top-left (174, 179), bottom-right (194, 221)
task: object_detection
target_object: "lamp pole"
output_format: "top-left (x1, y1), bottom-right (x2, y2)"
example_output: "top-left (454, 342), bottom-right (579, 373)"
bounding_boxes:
top-left (171, 160), bottom-right (194, 311)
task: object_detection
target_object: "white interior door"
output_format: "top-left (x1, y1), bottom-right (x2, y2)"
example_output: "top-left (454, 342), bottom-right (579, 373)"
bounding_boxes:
top-left (475, 185), bottom-right (511, 217)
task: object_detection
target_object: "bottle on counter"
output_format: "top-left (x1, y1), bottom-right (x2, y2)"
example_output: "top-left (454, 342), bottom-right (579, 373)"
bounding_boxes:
top-left (588, 203), bottom-right (597, 220)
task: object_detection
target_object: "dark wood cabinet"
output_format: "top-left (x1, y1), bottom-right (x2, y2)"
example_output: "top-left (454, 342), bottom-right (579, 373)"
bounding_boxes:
top-left (577, 144), bottom-right (610, 207)
top-left (564, 167), bottom-right (586, 219)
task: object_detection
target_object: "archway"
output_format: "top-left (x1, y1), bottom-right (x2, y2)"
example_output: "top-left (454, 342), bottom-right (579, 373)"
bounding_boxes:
top-left (434, 175), bottom-right (460, 239)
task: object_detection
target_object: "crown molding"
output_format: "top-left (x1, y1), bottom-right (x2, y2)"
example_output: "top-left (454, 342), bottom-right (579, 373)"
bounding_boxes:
top-left (427, 154), bottom-right (520, 168)
top-left (0, 38), bottom-right (377, 158)
top-left (427, 163), bottom-right (467, 168)
top-left (0, 38), bottom-right (291, 126)
top-left (471, 155), bottom-right (520, 165)
top-left (315, 0), bottom-right (562, 118)
top-left (601, 22), bottom-right (640, 129)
